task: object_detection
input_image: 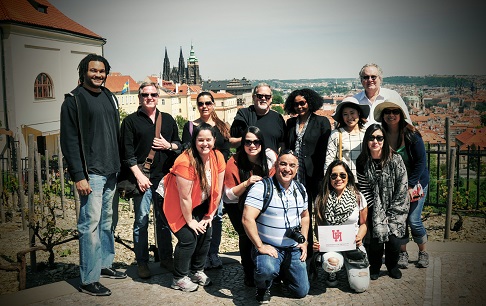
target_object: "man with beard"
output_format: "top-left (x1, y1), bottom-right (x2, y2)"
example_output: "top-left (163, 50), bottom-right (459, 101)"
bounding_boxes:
top-left (61, 54), bottom-right (126, 296)
top-left (230, 83), bottom-right (285, 152)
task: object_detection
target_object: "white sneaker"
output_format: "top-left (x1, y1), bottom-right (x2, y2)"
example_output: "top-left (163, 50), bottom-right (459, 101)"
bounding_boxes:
top-left (191, 270), bottom-right (212, 286)
top-left (398, 251), bottom-right (409, 269)
top-left (171, 276), bottom-right (198, 292)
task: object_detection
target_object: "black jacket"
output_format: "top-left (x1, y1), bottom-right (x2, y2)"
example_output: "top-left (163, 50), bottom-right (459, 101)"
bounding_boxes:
top-left (284, 113), bottom-right (331, 181)
top-left (60, 85), bottom-right (120, 182)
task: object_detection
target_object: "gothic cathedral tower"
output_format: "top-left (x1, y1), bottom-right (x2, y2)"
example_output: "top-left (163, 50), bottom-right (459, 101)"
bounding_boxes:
top-left (162, 47), bottom-right (170, 81)
top-left (186, 44), bottom-right (202, 85)
top-left (177, 47), bottom-right (186, 84)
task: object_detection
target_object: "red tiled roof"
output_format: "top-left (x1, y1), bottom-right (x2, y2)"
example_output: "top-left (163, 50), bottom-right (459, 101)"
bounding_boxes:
top-left (105, 74), bottom-right (139, 94)
top-left (0, 0), bottom-right (102, 40)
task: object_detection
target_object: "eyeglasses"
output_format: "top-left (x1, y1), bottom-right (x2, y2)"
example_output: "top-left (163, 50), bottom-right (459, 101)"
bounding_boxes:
top-left (244, 139), bottom-right (261, 147)
top-left (368, 135), bottom-right (385, 142)
top-left (293, 101), bottom-right (307, 107)
top-left (361, 75), bottom-right (378, 81)
top-left (383, 109), bottom-right (401, 115)
top-left (140, 93), bottom-right (159, 98)
top-left (330, 173), bottom-right (347, 180)
top-left (255, 93), bottom-right (272, 100)
top-left (197, 101), bottom-right (213, 107)
top-left (278, 149), bottom-right (297, 158)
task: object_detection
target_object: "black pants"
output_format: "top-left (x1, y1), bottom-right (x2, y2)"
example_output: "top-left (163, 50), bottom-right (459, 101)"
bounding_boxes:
top-left (160, 199), bottom-right (212, 279)
top-left (224, 203), bottom-right (254, 281)
top-left (367, 234), bottom-right (401, 274)
top-left (365, 204), bottom-right (401, 274)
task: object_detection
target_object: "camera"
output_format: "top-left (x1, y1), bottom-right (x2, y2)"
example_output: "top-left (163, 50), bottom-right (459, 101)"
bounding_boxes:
top-left (286, 226), bottom-right (306, 244)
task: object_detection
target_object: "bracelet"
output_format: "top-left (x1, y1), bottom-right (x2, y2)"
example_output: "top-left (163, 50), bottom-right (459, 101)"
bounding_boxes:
top-left (243, 180), bottom-right (248, 188)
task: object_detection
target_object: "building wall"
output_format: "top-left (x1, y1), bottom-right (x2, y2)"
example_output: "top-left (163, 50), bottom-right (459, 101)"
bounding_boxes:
top-left (0, 24), bottom-right (103, 157)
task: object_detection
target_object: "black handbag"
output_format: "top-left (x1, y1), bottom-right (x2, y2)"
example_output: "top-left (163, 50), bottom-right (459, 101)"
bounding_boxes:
top-left (118, 113), bottom-right (162, 199)
top-left (344, 247), bottom-right (369, 269)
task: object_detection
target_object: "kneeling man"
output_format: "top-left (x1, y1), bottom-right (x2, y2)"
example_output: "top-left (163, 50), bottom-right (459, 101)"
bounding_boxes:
top-left (242, 150), bottom-right (310, 304)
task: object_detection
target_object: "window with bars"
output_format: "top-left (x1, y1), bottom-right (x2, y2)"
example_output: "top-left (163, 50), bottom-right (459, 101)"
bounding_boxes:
top-left (34, 73), bottom-right (53, 99)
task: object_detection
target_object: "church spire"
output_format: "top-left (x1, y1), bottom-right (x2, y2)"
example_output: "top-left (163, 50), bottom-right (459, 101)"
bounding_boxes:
top-left (162, 47), bottom-right (170, 81)
top-left (177, 46), bottom-right (186, 84)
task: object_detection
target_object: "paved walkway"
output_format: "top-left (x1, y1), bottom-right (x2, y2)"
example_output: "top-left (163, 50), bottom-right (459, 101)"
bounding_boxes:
top-left (1, 241), bottom-right (485, 306)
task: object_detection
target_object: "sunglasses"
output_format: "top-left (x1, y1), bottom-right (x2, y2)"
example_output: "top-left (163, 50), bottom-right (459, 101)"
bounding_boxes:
top-left (255, 93), bottom-right (272, 100)
top-left (293, 101), bottom-right (307, 107)
top-left (368, 135), bottom-right (385, 142)
top-left (244, 139), bottom-right (261, 147)
top-left (330, 173), bottom-right (347, 180)
top-left (383, 109), bottom-right (401, 115)
top-left (361, 75), bottom-right (378, 81)
top-left (140, 93), bottom-right (159, 98)
top-left (197, 101), bottom-right (213, 107)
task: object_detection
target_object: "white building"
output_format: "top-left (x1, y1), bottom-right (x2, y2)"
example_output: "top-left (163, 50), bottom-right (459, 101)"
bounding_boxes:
top-left (0, 0), bottom-right (105, 157)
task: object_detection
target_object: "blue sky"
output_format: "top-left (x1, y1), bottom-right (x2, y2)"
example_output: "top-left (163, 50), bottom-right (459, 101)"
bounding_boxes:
top-left (49, 0), bottom-right (486, 82)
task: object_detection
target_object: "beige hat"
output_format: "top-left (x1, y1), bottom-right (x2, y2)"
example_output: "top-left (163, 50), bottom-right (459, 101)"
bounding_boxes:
top-left (373, 92), bottom-right (413, 126)
top-left (332, 96), bottom-right (370, 121)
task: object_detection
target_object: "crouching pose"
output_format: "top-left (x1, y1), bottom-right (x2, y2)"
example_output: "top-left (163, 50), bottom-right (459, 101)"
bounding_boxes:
top-left (313, 160), bottom-right (370, 293)
top-left (242, 150), bottom-right (310, 304)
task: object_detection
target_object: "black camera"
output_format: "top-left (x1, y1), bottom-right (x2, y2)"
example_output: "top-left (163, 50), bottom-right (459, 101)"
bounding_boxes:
top-left (286, 226), bottom-right (306, 244)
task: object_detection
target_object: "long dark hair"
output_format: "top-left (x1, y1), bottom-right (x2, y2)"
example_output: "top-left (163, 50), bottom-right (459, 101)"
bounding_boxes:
top-left (197, 91), bottom-right (230, 139)
top-left (381, 108), bottom-right (422, 150)
top-left (357, 124), bottom-right (392, 168)
top-left (236, 126), bottom-right (270, 182)
top-left (187, 122), bottom-right (216, 192)
top-left (77, 54), bottom-right (111, 84)
top-left (315, 160), bottom-right (359, 225)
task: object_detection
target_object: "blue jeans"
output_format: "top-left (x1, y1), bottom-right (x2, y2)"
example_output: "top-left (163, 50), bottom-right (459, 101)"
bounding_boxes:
top-left (405, 185), bottom-right (428, 245)
top-left (78, 173), bottom-right (117, 285)
top-left (208, 198), bottom-right (223, 255)
top-left (133, 188), bottom-right (153, 263)
top-left (252, 246), bottom-right (309, 298)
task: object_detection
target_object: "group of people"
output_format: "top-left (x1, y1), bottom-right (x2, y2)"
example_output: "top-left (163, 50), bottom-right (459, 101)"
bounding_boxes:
top-left (60, 55), bottom-right (429, 304)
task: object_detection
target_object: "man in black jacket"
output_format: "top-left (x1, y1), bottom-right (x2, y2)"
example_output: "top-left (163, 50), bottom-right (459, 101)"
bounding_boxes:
top-left (229, 82), bottom-right (285, 152)
top-left (119, 82), bottom-right (181, 279)
top-left (60, 54), bottom-right (126, 296)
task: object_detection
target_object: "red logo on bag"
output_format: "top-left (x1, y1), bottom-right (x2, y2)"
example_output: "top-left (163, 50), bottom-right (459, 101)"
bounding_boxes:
top-left (332, 230), bottom-right (342, 242)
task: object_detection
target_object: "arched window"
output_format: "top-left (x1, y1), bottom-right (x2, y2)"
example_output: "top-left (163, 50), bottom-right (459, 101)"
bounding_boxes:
top-left (34, 73), bottom-right (53, 99)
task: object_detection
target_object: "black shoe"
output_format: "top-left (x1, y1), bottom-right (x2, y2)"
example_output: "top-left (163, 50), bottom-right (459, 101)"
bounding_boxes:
top-left (79, 282), bottom-right (111, 296)
top-left (325, 272), bottom-right (338, 287)
top-left (370, 273), bottom-right (379, 280)
top-left (255, 288), bottom-right (271, 304)
top-left (101, 268), bottom-right (127, 279)
top-left (388, 267), bottom-right (402, 279)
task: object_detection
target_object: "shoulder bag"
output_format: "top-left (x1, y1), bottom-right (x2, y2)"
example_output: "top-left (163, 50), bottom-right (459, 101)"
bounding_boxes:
top-left (118, 113), bottom-right (162, 199)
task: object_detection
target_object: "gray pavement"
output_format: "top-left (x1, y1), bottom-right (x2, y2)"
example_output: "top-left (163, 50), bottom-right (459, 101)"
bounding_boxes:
top-left (1, 241), bottom-right (485, 305)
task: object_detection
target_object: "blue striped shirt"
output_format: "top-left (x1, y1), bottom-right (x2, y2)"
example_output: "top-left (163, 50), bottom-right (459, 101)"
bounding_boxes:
top-left (245, 179), bottom-right (308, 247)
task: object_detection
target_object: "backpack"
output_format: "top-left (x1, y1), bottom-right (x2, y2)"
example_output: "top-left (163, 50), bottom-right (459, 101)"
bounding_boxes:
top-left (238, 176), bottom-right (306, 218)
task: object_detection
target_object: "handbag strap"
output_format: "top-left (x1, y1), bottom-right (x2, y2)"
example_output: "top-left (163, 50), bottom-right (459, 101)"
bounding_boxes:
top-left (338, 128), bottom-right (342, 161)
top-left (142, 112), bottom-right (163, 173)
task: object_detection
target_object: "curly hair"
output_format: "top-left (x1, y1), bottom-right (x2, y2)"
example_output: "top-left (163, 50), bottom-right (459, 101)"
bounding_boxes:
top-left (283, 88), bottom-right (324, 115)
top-left (77, 54), bottom-right (111, 84)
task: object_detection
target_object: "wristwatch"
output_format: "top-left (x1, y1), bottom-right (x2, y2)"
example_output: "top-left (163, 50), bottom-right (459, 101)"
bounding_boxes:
top-left (168, 143), bottom-right (172, 151)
